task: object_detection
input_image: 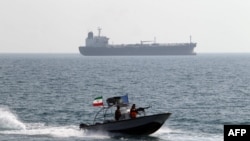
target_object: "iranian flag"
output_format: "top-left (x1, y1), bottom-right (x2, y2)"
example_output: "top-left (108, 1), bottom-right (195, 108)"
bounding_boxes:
top-left (92, 96), bottom-right (104, 107)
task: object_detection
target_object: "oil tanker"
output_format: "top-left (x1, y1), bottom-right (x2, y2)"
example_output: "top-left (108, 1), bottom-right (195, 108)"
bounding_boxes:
top-left (79, 28), bottom-right (196, 56)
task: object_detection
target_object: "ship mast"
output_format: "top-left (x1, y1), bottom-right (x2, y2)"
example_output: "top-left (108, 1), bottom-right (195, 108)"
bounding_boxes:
top-left (98, 27), bottom-right (102, 37)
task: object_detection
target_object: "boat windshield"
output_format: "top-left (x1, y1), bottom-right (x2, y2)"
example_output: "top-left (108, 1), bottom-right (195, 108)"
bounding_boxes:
top-left (92, 95), bottom-right (150, 124)
top-left (92, 105), bottom-right (130, 124)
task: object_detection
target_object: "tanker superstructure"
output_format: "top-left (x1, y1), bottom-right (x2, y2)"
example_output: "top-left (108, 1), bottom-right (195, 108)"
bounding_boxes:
top-left (79, 28), bottom-right (197, 56)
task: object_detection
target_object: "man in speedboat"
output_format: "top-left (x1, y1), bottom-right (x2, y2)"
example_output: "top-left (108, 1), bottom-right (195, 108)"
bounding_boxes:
top-left (130, 104), bottom-right (138, 119)
top-left (115, 106), bottom-right (121, 121)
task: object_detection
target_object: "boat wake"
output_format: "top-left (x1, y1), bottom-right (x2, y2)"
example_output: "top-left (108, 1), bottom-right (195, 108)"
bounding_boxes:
top-left (0, 106), bottom-right (26, 130)
top-left (153, 127), bottom-right (222, 141)
top-left (0, 106), bottom-right (109, 139)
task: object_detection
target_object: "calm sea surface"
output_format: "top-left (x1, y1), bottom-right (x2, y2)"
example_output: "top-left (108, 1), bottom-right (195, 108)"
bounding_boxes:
top-left (0, 54), bottom-right (250, 141)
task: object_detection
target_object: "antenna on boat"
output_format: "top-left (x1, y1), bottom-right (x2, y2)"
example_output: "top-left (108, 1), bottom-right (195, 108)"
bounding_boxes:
top-left (98, 27), bottom-right (102, 37)
top-left (189, 35), bottom-right (192, 43)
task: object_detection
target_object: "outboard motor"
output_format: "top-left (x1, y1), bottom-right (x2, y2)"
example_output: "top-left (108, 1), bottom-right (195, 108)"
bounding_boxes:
top-left (79, 123), bottom-right (88, 130)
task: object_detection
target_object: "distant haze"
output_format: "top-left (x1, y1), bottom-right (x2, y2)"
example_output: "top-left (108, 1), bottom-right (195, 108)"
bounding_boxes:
top-left (0, 0), bottom-right (250, 53)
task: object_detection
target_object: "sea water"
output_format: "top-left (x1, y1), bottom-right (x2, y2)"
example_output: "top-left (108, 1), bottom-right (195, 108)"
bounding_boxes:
top-left (0, 54), bottom-right (250, 141)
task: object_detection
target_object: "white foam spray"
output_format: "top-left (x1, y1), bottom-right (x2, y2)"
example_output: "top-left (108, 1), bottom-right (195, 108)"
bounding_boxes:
top-left (152, 127), bottom-right (222, 141)
top-left (0, 106), bottom-right (26, 130)
top-left (0, 106), bottom-right (110, 139)
top-left (1, 124), bottom-right (110, 139)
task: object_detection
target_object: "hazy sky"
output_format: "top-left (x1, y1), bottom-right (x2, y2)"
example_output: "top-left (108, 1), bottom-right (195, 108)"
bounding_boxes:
top-left (0, 0), bottom-right (250, 53)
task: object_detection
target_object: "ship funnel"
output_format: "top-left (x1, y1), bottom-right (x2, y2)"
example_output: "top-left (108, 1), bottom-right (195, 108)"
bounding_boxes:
top-left (88, 32), bottom-right (94, 39)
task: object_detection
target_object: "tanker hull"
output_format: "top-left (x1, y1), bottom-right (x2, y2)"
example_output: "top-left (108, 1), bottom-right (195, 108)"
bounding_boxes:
top-left (79, 45), bottom-right (196, 56)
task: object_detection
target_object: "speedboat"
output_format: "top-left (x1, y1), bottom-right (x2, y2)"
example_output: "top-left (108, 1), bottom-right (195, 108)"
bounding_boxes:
top-left (79, 95), bottom-right (171, 135)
